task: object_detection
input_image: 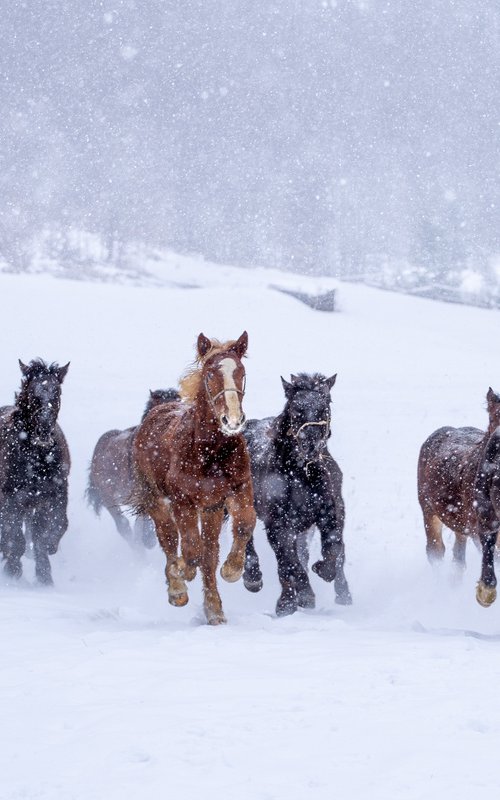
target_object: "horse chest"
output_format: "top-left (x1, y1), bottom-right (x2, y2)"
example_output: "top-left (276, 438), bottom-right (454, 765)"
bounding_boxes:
top-left (6, 445), bottom-right (63, 494)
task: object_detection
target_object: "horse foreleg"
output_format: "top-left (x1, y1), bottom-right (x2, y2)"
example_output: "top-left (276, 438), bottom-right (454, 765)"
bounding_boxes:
top-left (266, 525), bottom-right (301, 616)
top-left (221, 486), bottom-right (256, 583)
top-left (476, 520), bottom-right (499, 607)
top-left (243, 535), bottom-right (263, 593)
top-left (452, 532), bottom-right (468, 572)
top-left (152, 508), bottom-right (188, 607)
top-left (0, 497), bottom-right (25, 579)
top-left (314, 502), bottom-right (352, 605)
top-left (200, 508), bottom-right (225, 625)
top-left (173, 502), bottom-right (202, 582)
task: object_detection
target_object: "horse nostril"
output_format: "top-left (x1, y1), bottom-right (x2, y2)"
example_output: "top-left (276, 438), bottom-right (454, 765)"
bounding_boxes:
top-left (240, 414), bottom-right (246, 425)
top-left (221, 415), bottom-right (229, 426)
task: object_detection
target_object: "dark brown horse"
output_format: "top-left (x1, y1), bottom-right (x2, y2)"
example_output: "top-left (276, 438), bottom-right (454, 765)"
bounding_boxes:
top-left (418, 388), bottom-right (500, 607)
top-left (87, 389), bottom-right (179, 549)
top-left (132, 332), bottom-right (256, 625)
top-left (0, 359), bottom-right (70, 584)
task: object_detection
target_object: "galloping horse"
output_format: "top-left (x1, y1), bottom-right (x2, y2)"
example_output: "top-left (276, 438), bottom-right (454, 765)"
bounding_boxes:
top-left (0, 359), bottom-right (70, 584)
top-left (418, 388), bottom-right (500, 607)
top-left (132, 332), bottom-right (256, 624)
top-left (87, 389), bottom-right (179, 549)
top-left (243, 373), bottom-right (352, 616)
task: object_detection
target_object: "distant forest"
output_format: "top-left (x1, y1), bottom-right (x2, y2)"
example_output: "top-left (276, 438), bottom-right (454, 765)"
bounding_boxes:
top-left (1, 1), bottom-right (499, 301)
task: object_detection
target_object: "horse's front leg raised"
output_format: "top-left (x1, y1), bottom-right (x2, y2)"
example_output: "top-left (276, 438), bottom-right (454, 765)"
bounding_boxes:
top-left (314, 504), bottom-right (352, 605)
top-left (221, 484), bottom-right (256, 583)
top-left (200, 507), bottom-right (226, 625)
top-left (0, 496), bottom-right (25, 579)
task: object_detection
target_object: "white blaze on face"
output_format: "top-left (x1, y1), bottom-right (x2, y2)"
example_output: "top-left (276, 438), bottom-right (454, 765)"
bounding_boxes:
top-left (219, 357), bottom-right (243, 427)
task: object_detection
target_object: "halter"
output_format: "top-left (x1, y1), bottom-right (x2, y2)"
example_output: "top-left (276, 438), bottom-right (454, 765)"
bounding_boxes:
top-left (288, 416), bottom-right (331, 475)
top-left (204, 374), bottom-right (246, 419)
top-left (289, 419), bottom-right (330, 440)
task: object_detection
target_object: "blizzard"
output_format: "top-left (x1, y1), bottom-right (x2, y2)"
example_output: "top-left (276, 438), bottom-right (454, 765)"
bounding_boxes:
top-left (1, 264), bottom-right (499, 800)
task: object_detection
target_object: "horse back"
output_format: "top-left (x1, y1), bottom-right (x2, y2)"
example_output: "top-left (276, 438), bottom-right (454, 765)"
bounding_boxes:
top-left (418, 425), bottom-right (484, 532)
top-left (89, 426), bottom-right (135, 505)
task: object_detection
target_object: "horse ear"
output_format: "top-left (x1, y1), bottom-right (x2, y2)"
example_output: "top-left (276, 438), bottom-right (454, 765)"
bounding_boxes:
top-left (487, 387), bottom-right (500, 404)
top-left (324, 374), bottom-right (337, 392)
top-left (197, 333), bottom-right (212, 358)
top-left (231, 331), bottom-right (248, 358)
top-left (56, 362), bottom-right (70, 383)
top-left (18, 359), bottom-right (29, 376)
top-left (281, 376), bottom-right (294, 399)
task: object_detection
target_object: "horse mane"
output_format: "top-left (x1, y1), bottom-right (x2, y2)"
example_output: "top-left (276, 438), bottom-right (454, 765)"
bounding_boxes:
top-left (286, 373), bottom-right (329, 396)
top-left (179, 338), bottom-right (244, 402)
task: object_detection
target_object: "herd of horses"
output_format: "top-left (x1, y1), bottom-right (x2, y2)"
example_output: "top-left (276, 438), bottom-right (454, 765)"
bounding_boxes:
top-left (0, 333), bottom-right (500, 624)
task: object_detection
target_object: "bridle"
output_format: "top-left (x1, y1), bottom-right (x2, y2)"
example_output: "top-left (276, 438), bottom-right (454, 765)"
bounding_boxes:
top-left (204, 373), bottom-right (246, 419)
top-left (289, 418), bottom-right (330, 440)
top-left (287, 414), bottom-right (331, 475)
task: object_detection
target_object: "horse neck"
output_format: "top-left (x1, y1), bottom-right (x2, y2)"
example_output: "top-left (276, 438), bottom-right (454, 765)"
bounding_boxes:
top-left (273, 408), bottom-right (300, 466)
top-left (192, 388), bottom-right (224, 447)
top-left (11, 389), bottom-right (32, 432)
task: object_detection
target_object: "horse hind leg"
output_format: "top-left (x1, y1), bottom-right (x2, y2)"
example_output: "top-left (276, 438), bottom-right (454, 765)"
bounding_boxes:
top-left (133, 514), bottom-right (157, 549)
top-left (106, 506), bottom-right (137, 548)
top-left (423, 510), bottom-right (445, 562)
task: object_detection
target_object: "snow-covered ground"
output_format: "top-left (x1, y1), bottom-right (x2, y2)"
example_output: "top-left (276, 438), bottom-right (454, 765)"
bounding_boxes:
top-left (1, 267), bottom-right (500, 800)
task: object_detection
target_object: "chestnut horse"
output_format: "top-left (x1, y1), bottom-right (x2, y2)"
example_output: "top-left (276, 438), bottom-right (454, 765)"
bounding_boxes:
top-left (418, 388), bottom-right (500, 607)
top-left (87, 389), bottom-right (180, 549)
top-left (132, 332), bottom-right (256, 624)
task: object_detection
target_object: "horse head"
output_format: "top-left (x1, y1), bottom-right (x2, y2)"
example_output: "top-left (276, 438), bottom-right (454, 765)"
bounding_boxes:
top-left (281, 373), bottom-right (337, 463)
top-left (197, 331), bottom-right (248, 436)
top-left (17, 359), bottom-right (69, 447)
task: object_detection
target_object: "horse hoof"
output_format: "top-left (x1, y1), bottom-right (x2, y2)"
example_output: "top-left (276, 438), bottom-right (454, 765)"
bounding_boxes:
top-left (220, 560), bottom-right (242, 583)
top-left (36, 574), bottom-right (54, 587)
top-left (276, 595), bottom-right (298, 617)
top-left (182, 563), bottom-right (197, 582)
top-left (296, 587), bottom-right (316, 609)
top-left (476, 582), bottom-right (497, 608)
top-left (335, 591), bottom-right (353, 606)
top-left (169, 592), bottom-right (189, 607)
top-left (206, 611), bottom-right (227, 626)
top-left (3, 560), bottom-right (22, 580)
top-left (243, 575), bottom-right (263, 593)
top-left (312, 559), bottom-right (336, 583)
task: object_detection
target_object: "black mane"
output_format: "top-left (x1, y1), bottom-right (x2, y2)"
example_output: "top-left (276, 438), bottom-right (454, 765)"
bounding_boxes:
top-left (286, 373), bottom-right (330, 395)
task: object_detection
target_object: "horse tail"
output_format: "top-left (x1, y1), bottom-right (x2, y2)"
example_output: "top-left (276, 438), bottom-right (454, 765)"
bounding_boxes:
top-left (85, 470), bottom-right (103, 516)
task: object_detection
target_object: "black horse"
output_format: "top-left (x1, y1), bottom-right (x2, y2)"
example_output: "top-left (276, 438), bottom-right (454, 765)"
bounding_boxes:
top-left (243, 373), bottom-right (352, 616)
top-left (0, 359), bottom-right (70, 584)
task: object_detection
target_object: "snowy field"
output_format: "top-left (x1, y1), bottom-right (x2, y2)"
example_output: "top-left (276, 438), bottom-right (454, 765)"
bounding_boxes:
top-left (1, 267), bottom-right (500, 800)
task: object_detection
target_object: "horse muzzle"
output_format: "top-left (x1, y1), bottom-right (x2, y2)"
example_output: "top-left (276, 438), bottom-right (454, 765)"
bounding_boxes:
top-left (220, 413), bottom-right (246, 436)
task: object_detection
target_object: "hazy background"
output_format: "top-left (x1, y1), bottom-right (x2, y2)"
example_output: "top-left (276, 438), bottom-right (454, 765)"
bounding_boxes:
top-left (1, 0), bottom-right (499, 300)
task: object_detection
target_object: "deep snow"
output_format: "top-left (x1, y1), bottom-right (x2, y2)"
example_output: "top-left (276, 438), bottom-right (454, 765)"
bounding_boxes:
top-left (1, 268), bottom-right (500, 800)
